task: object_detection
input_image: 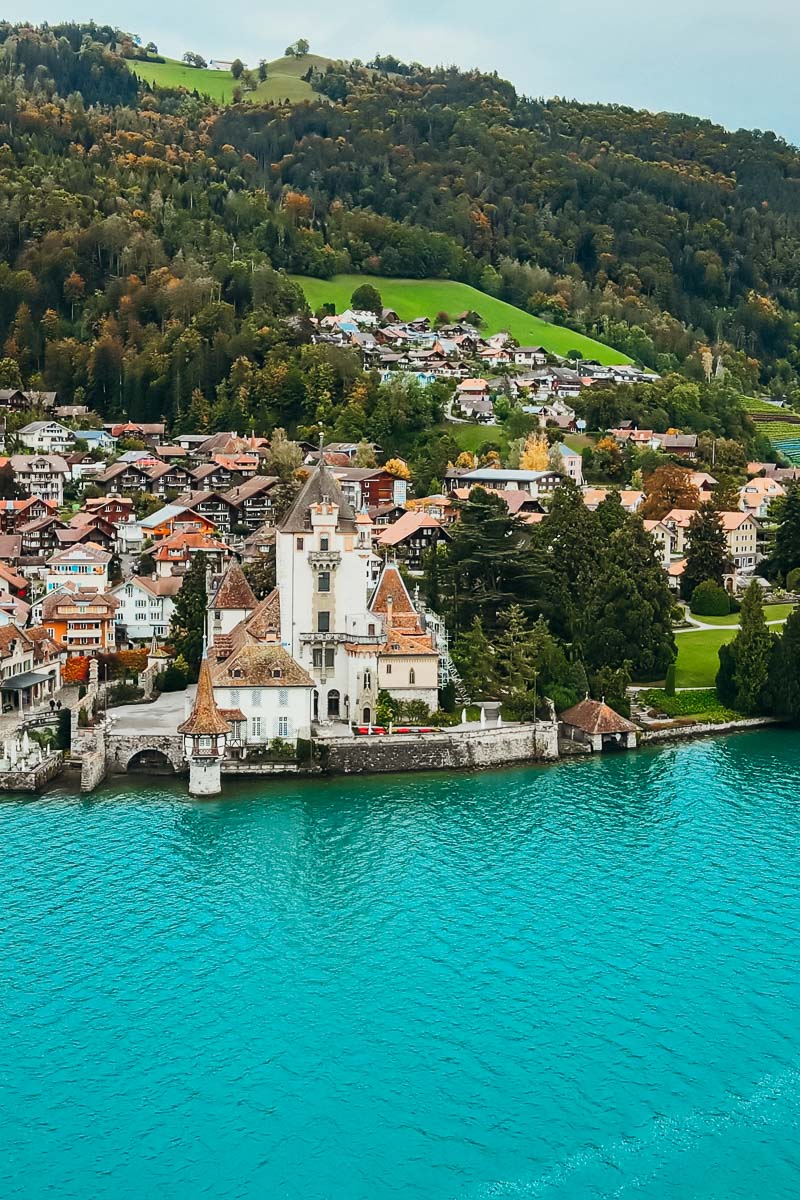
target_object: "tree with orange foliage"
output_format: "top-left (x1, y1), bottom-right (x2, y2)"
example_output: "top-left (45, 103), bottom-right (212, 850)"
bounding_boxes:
top-left (641, 465), bottom-right (700, 519)
top-left (384, 457), bottom-right (411, 481)
top-left (282, 191), bottom-right (313, 224)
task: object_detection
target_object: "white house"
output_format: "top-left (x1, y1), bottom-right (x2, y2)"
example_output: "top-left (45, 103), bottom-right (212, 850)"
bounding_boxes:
top-left (45, 541), bottom-right (111, 593)
top-left (74, 430), bottom-right (118, 454)
top-left (370, 564), bottom-right (439, 713)
top-left (550, 442), bottom-right (584, 485)
top-left (18, 421), bottom-right (75, 454)
top-left (276, 461), bottom-right (382, 725)
top-left (10, 454), bottom-right (69, 505)
top-left (111, 574), bottom-right (182, 642)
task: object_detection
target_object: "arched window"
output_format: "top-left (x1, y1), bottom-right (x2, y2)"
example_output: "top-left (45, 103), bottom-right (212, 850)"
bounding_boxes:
top-left (409, 669), bottom-right (416, 685)
top-left (327, 689), bottom-right (340, 719)
top-left (363, 670), bottom-right (371, 690)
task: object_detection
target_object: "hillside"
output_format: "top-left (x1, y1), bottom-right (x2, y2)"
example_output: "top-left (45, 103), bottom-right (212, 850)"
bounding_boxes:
top-left (290, 275), bottom-right (632, 364)
top-left (133, 53), bottom-right (329, 104)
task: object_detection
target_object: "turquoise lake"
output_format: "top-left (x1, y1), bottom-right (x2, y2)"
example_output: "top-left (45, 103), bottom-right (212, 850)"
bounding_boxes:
top-left (1, 731), bottom-right (799, 1199)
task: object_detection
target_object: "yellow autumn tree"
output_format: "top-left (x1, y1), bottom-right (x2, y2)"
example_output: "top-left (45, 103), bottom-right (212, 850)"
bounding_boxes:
top-left (519, 432), bottom-right (550, 471)
top-left (455, 451), bottom-right (477, 469)
top-left (384, 457), bottom-right (411, 480)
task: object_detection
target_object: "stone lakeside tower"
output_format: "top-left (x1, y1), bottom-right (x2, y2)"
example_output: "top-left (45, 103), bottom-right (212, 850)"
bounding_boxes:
top-left (177, 648), bottom-right (231, 796)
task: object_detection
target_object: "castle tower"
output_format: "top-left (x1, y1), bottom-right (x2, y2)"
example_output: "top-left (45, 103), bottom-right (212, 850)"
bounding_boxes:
top-left (206, 559), bottom-right (258, 646)
top-left (177, 648), bottom-right (231, 797)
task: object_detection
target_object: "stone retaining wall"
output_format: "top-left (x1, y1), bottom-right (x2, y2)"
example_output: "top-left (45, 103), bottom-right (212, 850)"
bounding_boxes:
top-left (0, 752), bottom-right (63, 792)
top-left (318, 722), bottom-right (559, 776)
top-left (106, 733), bottom-right (186, 774)
top-left (640, 716), bottom-right (780, 744)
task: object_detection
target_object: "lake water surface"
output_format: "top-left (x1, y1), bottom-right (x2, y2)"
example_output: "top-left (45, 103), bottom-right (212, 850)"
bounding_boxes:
top-left (1, 731), bottom-right (799, 1198)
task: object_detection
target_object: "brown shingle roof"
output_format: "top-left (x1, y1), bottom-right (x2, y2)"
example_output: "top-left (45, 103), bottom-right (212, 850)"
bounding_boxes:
top-left (244, 589), bottom-right (281, 639)
top-left (210, 642), bottom-right (313, 688)
top-left (211, 561), bottom-right (257, 611)
top-left (279, 462), bottom-right (358, 534)
top-left (177, 656), bottom-right (231, 736)
top-left (559, 698), bottom-right (638, 734)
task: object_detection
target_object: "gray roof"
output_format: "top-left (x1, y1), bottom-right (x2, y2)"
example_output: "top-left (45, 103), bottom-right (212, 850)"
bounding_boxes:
top-left (279, 462), bottom-right (358, 534)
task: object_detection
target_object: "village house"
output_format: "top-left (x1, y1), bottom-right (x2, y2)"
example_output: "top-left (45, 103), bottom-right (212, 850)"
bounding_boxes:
top-left (174, 490), bottom-right (241, 535)
top-left (445, 467), bottom-right (563, 498)
top-left (738, 477), bottom-right (785, 520)
top-left (0, 388), bottom-right (56, 412)
top-left (83, 495), bottom-right (135, 526)
top-left (643, 520), bottom-right (674, 569)
top-left (0, 496), bottom-right (57, 534)
top-left (512, 346), bottom-right (549, 367)
top-left (663, 509), bottom-right (761, 571)
top-left (145, 462), bottom-right (197, 498)
top-left (107, 421), bottom-right (166, 445)
top-left (138, 504), bottom-right (217, 541)
top-left (153, 530), bottom-right (232, 578)
top-left (18, 420), bottom-right (75, 454)
top-left (74, 429), bottom-right (118, 454)
top-left (550, 442), bottom-right (584, 485)
top-left (41, 588), bottom-right (119, 655)
top-left (0, 624), bottom-right (52, 715)
top-left (582, 488), bottom-right (645, 513)
top-left (18, 514), bottom-right (67, 557)
top-left (661, 433), bottom-right (698, 460)
top-left (376, 511), bottom-right (450, 571)
top-left (190, 461), bottom-right (237, 491)
top-left (333, 468), bottom-right (408, 513)
top-left (10, 454), bottom-right (69, 504)
top-left (111, 574), bottom-right (182, 642)
top-left (94, 461), bottom-right (154, 494)
top-left (222, 477), bottom-right (279, 530)
top-left (45, 542), bottom-right (111, 594)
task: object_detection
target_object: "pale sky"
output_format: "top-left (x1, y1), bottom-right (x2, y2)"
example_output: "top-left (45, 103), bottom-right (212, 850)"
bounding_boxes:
top-left (6, 0), bottom-right (800, 142)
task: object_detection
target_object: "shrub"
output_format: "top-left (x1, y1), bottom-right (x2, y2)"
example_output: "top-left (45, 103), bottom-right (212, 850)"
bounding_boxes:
top-left (159, 663), bottom-right (187, 692)
top-left (691, 579), bottom-right (731, 616)
top-left (664, 662), bottom-right (676, 697)
top-left (55, 707), bottom-right (71, 750)
top-left (108, 682), bottom-right (143, 706)
top-left (787, 567), bottom-right (800, 592)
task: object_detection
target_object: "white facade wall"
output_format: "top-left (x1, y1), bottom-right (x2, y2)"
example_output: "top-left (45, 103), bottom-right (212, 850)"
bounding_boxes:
top-left (276, 501), bottom-right (380, 723)
top-left (112, 580), bottom-right (175, 640)
top-left (213, 684), bottom-right (313, 743)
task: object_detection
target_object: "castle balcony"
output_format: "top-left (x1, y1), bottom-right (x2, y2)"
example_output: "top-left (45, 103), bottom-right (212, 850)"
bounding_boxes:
top-left (308, 551), bottom-right (342, 568)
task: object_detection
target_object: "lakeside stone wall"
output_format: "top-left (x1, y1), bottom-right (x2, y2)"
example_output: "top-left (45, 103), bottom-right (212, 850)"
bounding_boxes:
top-left (640, 716), bottom-right (781, 744)
top-left (318, 722), bottom-right (559, 776)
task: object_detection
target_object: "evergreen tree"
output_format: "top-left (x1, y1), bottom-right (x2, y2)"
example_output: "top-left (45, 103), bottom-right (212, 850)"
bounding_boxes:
top-left (452, 615), bottom-right (494, 700)
top-left (769, 484), bottom-right (800, 581)
top-left (731, 581), bottom-right (773, 714)
top-left (534, 480), bottom-right (602, 645)
top-left (681, 501), bottom-right (729, 599)
top-left (169, 551), bottom-right (207, 678)
top-left (767, 608), bottom-right (800, 721)
top-left (716, 641), bottom-right (738, 708)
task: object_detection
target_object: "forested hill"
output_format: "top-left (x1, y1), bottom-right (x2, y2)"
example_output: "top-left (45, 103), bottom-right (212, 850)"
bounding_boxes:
top-left (1, 16), bottom-right (800, 445)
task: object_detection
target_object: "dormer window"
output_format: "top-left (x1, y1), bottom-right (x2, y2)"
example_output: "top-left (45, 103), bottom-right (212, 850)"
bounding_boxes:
top-left (230, 667), bottom-right (243, 679)
top-left (271, 668), bottom-right (282, 680)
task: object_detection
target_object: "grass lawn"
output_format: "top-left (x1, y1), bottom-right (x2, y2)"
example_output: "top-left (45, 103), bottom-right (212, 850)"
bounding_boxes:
top-left (638, 688), bottom-right (740, 723)
top-left (563, 433), bottom-right (594, 452)
top-left (132, 55), bottom-right (329, 105)
top-left (434, 422), bottom-right (510, 456)
top-left (289, 275), bottom-right (632, 365)
top-left (675, 628), bottom-right (737, 688)
top-left (697, 603), bottom-right (794, 627)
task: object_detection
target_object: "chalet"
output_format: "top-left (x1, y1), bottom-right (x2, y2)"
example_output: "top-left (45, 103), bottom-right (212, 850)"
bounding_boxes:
top-left (174, 490), bottom-right (241, 534)
top-left (60, 512), bottom-right (117, 550)
top-left (83, 496), bottom-right (135, 526)
top-left (190, 462), bottom-right (237, 491)
top-left (153, 531), bottom-right (232, 578)
top-left (41, 588), bottom-right (119, 656)
top-left (242, 523), bottom-right (276, 561)
top-left (95, 462), bottom-right (154, 494)
top-left (18, 514), bottom-right (68, 557)
top-left (74, 429), bottom-right (118, 453)
top-left (67, 452), bottom-right (106, 483)
top-left (661, 433), bottom-right (698, 460)
top-left (145, 462), bottom-right (196, 497)
top-left (107, 421), bottom-right (166, 445)
top-left (10, 454), bottom-right (69, 504)
top-left (138, 504), bottom-right (217, 541)
top-left (0, 534), bottom-right (22, 564)
top-left (0, 496), bottom-right (57, 534)
top-left (375, 511), bottom-right (451, 571)
top-left (0, 389), bottom-right (56, 412)
top-left (18, 420), bottom-right (75, 454)
top-left (222, 476), bottom-right (279, 529)
top-left (332, 468), bottom-right (407, 512)
top-left (453, 487), bottom-right (543, 517)
top-left (322, 442), bottom-right (384, 462)
top-left (513, 346), bottom-right (549, 367)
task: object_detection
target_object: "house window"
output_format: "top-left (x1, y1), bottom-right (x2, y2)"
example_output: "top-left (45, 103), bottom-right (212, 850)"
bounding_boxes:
top-left (252, 689), bottom-right (262, 708)
top-left (318, 612), bottom-right (330, 633)
top-left (251, 716), bottom-right (262, 739)
top-left (318, 571), bottom-right (331, 593)
top-left (199, 736), bottom-right (211, 750)
top-left (409, 669), bottom-right (416, 685)
top-left (278, 716), bottom-right (289, 738)
top-left (279, 688), bottom-right (288, 707)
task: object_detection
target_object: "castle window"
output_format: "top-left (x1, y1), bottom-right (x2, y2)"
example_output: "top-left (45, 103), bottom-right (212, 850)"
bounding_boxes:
top-left (313, 648), bottom-right (323, 668)
top-left (320, 536), bottom-right (329, 551)
top-left (409, 669), bottom-right (416, 685)
top-left (386, 664), bottom-right (392, 675)
top-left (318, 612), bottom-right (330, 633)
top-left (364, 671), bottom-right (371, 689)
top-left (297, 537), bottom-right (304, 550)
top-left (324, 647), bottom-right (335, 668)
top-left (318, 571), bottom-right (331, 593)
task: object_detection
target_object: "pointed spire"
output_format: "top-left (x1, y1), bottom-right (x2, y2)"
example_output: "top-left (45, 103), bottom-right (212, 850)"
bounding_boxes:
top-left (178, 643), bottom-right (231, 737)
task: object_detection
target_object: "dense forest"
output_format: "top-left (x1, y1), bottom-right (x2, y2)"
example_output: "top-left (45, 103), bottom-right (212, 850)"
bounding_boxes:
top-left (0, 18), bottom-right (798, 474)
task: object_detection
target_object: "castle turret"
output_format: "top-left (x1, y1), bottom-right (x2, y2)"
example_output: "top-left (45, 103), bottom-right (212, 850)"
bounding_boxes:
top-left (178, 647), bottom-right (230, 796)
